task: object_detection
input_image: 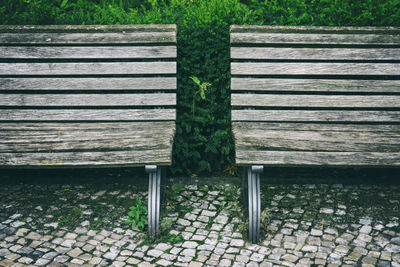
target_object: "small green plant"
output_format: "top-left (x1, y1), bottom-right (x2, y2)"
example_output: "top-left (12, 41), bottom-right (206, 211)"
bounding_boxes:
top-left (123, 198), bottom-right (147, 231)
top-left (260, 208), bottom-right (271, 229)
top-left (389, 225), bottom-right (400, 233)
top-left (189, 76), bottom-right (211, 116)
top-left (167, 233), bottom-right (183, 244)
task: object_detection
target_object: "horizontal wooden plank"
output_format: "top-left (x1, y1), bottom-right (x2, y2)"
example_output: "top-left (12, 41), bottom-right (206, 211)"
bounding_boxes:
top-left (233, 122), bottom-right (400, 153)
top-left (0, 62), bottom-right (176, 75)
top-left (230, 32), bottom-right (400, 45)
top-left (230, 25), bottom-right (400, 35)
top-left (231, 62), bottom-right (400, 75)
top-left (0, 93), bottom-right (175, 106)
top-left (231, 94), bottom-right (400, 108)
top-left (231, 47), bottom-right (400, 60)
top-left (0, 46), bottom-right (177, 59)
top-left (232, 110), bottom-right (400, 122)
top-left (235, 150), bottom-right (400, 166)
top-left (0, 109), bottom-right (176, 121)
top-left (0, 150), bottom-right (173, 167)
top-left (0, 121), bottom-right (175, 153)
top-left (0, 77), bottom-right (176, 90)
top-left (231, 78), bottom-right (400, 93)
top-left (233, 122), bottom-right (400, 132)
top-left (0, 32), bottom-right (176, 44)
top-left (0, 24), bottom-right (177, 33)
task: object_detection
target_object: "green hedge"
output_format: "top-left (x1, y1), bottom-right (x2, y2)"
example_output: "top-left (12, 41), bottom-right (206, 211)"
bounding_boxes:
top-left (1, 0), bottom-right (399, 175)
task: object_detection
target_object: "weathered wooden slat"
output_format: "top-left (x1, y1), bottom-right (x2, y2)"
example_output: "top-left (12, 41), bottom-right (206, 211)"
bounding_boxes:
top-left (0, 93), bottom-right (175, 106)
top-left (0, 46), bottom-right (177, 59)
top-left (0, 122), bottom-right (175, 153)
top-left (0, 32), bottom-right (176, 44)
top-left (0, 62), bottom-right (176, 75)
top-left (0, 150), bottom-right (173, 167)
top-left (0, 109), bottom-right (176, 121)
top-left (233, 123), bottom-right (400, 153)
top-left (0, 121), bottom-right (174, 132)
top-left (230, 25), bottom-right (400, 35)
top-left (232, 110), bottom-right (400, 122)
top-left (235, 150), bottom-right (400, 166)
top-left (231, 33), bottom-right (400, 45)
top-left (231, 78), bottom-right (400, 93)
top-left (231, 94), bottom-right (400, 108)
top-left (231, 62), bottom-right (400, 75)
top-left (232, 122), bottom-right (400, 132)
top-left (0, 24), bottom-right (177, 33)
top-left (231, 47), bottom-right (400, 60)
top-left (0, 77), bottom-right (176, 90)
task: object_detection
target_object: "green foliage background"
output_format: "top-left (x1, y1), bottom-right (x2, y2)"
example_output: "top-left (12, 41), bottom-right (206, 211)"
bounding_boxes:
top-left (1, 0), bottom-right (399, 175)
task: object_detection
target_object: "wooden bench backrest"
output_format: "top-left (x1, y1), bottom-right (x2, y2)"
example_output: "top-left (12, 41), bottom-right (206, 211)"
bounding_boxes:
top-left (230, 25), bottom-right (400, 166)
top-left (0, 25), bottom-right (177, 167)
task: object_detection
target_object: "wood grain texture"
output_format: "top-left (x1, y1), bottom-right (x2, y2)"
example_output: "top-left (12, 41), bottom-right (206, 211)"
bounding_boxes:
top-left (232, 110), bottom-right (400, 122)
top-left (231, 78), bottom-right (400, 93)
top-left (0, 122), bottom-right (175, 153)
top-left (230, 25), bottom-right (400, 168)
top-left (0, 150), bottom-right (173, 167)
top-left (231, 32), bottom-right (400, 45)
top-left (233, 122), bottom-right (400, 132)
top-left (0, 24), bottom-right (177, 33)
top-left (235, 150), bottom-right (400, 166)
top-left (231, 62), bottom-right (400, 75)
top-left (233, 122), bottom-right (400, 152)
top-left (0, 46), bottom-right (177, 59)
top-left (0, 93), bottom-right (175, 106)
top-left (0, 32), bottom-right (176, 44)
top-left (0, 24), bottom-right (177, 168)
top-left (230, 25), bottom-right (400, 34)
top-left (231, 47), bottom-right (400, 60)
top-left (0, 109), bottom-right (176, 121)
top-left (0, 62), bottom-right (176, 75)
top-left (0, 77), bottom-right (176, 90)
top-left (231, 94), bottom-right (400, 108)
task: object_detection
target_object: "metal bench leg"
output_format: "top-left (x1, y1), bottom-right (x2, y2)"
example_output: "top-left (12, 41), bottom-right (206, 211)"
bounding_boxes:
top-left (245, 165), bottom-right (263, 243)
top-left (145, 165), bottom-right (161, 239)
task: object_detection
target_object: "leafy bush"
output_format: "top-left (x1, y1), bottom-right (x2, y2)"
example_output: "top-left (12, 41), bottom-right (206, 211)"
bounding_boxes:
top-left (1, 0), bottom-right (399, 175)
top-left (243, 0), bottom-right (400, 26)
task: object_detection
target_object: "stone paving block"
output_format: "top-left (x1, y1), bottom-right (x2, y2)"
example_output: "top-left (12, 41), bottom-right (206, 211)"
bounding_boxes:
top-left (25, 232), bottom-right (41, 240)
top-left (5, 252), bottom-right (20, 261)
top-left (147, 249), bottom-right (163, 258)
top-left (53, 255), bottom-right (69, 263)
top-left (17, 256), bottom-right (34, 264)
top-left (34, 258), bottom-right (50, 266)
top-left (230, 239), bottom-right (244, 247)
top-left (236, 254), bottom-right (249, 263)
top-left (67, 247), bottom-right (83, 258)
top-left (60, 239), bottom-right (76, 248)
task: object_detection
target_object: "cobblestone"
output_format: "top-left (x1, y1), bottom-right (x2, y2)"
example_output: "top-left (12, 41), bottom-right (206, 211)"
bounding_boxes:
top-left (0, 178), bottom-right (399, 266)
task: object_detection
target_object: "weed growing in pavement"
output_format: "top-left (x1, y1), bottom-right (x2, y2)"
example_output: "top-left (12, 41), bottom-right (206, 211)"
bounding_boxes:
top-left (123, 198), bottom-right (147, 231)
top-left (56, 206), bottom-right (83, 229)
top-left (389, 225), bottom-right (400, 233)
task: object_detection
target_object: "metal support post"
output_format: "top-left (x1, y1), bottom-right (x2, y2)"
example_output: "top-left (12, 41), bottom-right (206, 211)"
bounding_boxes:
top-left (245, 165), bottom-right (263, 243)
top-left (145, 165), bottom-right (161, 239)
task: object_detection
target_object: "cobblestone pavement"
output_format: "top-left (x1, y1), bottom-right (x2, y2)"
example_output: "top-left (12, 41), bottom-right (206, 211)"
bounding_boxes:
top-left (0, 175), bottom-right (400, 267)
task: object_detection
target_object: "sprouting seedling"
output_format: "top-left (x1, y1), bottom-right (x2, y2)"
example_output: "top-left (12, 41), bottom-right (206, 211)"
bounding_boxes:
top-left (190, 76), bottom-right (211, 116)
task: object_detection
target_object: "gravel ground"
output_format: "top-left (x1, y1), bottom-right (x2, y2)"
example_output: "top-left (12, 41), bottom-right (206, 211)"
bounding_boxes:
top-left (0, 169), bottom-right (400, 267)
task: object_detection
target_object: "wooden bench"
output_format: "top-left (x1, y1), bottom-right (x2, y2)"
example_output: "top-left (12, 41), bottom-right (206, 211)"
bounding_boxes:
top-left (0, 25), bottom-right (177, 239)
top-left (230, 25), bottom-right (400, 243)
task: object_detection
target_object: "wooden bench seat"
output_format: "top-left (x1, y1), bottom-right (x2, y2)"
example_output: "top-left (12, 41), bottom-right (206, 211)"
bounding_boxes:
top-left (0, 25), bottom-right (177, 238)
top-left (230, 25), bottom-right (400, 243)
